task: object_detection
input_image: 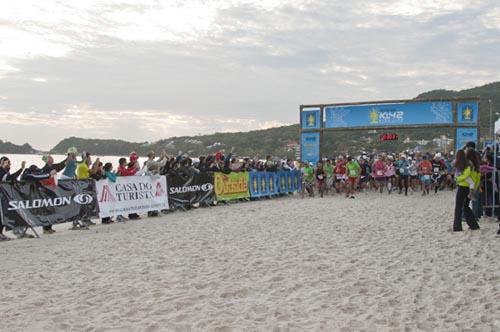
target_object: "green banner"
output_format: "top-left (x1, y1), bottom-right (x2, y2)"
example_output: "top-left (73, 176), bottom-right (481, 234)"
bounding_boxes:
top-left (214, 172), bottom-right (250, 201)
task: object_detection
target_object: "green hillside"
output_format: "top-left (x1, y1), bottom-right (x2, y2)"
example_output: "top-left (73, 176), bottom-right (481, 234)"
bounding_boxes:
top-left (0, 140), bottom-right (38, 154)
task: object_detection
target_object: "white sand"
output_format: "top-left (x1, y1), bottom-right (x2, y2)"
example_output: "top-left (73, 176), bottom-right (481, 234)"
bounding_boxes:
top-left (1, 191), bottom-right (500, 331)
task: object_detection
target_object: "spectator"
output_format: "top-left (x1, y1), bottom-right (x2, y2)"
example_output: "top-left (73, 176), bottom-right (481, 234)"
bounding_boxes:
top-left (453, 149), bottom-right (480, 232)
top-left (75, 153), bottom-right (96, 228)
top-left (0, 157), bottom-right (26, 241)
top-left (60, 147), bottom-right (81, 180)
top-left (40, 154), bottom-right (68, 234)
top-left (125, 152), bottom-right (141, 220)
top-left (0, 157), bottom-right (25, 182)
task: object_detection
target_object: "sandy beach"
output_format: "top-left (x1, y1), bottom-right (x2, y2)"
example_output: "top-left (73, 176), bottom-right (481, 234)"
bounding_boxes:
top-left (1, 191), bottom-right (499, 331)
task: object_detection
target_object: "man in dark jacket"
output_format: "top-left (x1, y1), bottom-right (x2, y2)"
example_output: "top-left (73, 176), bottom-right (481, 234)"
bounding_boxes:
top-left (0, 157), bottom-right (25, 182)
top-left (39, 155), bottom-right (67, 234)
top-left (41, 154), bottom-right (67, 174)
top-left (0, 157), bottom-right (26, 241)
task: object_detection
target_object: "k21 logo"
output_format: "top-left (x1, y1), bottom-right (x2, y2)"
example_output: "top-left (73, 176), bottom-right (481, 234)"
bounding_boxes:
top-left (370, 109), bottom-right (404, 124)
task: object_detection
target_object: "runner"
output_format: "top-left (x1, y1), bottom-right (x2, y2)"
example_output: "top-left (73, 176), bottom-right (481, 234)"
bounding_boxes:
top-left (345, 156), bottom-right (361, 198)
top-left (334, 156), bottom-right (347, 194)
top-left (418, 155), bottom-right (433, 196)
top-left (300, 161), bottom-right (315, 198)
top-left (324, 159), bottom-right (334, 195)
top-left (396, 154), bottom-right (410, 196)
top-left (431, 153), bottom-right (446, 194)
top-left (408, 156), bottom-right (418, 194)
top-left (372, 154), bottom-right (387, 194)
top-left (358, 156), bottom-right (371, 193)
top-left (385, 155), bottom-right (396, 194)
top-left (315, 161), bottom-right (327, 198)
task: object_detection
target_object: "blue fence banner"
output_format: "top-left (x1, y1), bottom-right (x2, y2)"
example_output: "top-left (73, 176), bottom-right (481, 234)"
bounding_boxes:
top-left (249, 171), bottom-right (301, 198)
top-left (457, 101), bottom-right (479, 124)
top-left (301, 108), bottom-right (321, 130)
top-left (249, 172), bottom-right (260, 197)
top-left (301, 132), bottom-right (320, 163)
top-left (324, 101), bottom-right (453, 128)
top-left (279, 172), bottom-right (288, 193)
top-left (456, 127), bottom-right (478, 151)
top-left (285, 170), bottom-right (301, 192)
top-left (260, 172), bottom-right (270, 196)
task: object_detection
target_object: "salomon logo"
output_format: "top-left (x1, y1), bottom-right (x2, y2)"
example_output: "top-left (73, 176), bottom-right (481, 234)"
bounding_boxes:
top-left (201, 183), bottom-right (214, 191)
top-left (169, 183), bottom-right (214, 195)
top-left (73, 194), bottom-right (93, 205)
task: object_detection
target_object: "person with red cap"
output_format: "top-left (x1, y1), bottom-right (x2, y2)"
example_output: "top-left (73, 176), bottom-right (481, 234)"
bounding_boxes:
top-left (116, 152), bottom-right (142, 220)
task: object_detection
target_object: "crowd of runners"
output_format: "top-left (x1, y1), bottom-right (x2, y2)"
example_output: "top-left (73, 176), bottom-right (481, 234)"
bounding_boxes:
top-left (300, 151), bottom-right (456, 199)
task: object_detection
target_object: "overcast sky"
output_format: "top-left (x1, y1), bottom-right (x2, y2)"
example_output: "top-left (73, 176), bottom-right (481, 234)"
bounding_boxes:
top-left (1, 0), bottom-right (499, 150)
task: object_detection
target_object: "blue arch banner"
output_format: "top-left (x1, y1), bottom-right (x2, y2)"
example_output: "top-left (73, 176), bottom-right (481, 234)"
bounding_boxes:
top-left (325, 101), bottom-right (453, 128)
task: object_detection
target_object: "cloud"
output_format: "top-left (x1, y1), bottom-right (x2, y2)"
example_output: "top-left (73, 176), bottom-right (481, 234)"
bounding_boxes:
top-left (483, 7), bottom-right (500, 29)
top-left (366, 0), bottom-right (478, 18)
top-left (0, 0), bottom-right (499, 149)
top-left (0, 107), bottom-right (290, 150)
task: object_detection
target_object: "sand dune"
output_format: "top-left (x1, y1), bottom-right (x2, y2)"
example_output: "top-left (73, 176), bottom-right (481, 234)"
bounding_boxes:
top-left (1, 191), bottom-right (500, 331)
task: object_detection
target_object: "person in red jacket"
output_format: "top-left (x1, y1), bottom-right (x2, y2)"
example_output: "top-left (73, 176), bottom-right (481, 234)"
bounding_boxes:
top-left (120, 152), bottom-right (142, 220)
top-left (334, 156), bottom-right (347, 193)
top-left (418, 155), bottom-right (433, 196)
top-left (117, 156), bottom-right (138, 176)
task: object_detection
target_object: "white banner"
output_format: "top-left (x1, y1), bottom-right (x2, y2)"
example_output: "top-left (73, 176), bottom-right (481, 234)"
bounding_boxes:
top-left (95, 176), bottom-right (169, 218)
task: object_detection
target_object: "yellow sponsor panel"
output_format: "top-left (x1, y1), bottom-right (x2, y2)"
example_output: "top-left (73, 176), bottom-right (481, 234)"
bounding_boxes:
top-left (214, 172), bottom-right (250, 201)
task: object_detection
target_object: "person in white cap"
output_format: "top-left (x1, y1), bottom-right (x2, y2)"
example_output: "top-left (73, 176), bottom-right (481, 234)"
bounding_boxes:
top-left (431, 153), bottom-right (446, 194)
top-left (407, 156), bottom-right (418, 193)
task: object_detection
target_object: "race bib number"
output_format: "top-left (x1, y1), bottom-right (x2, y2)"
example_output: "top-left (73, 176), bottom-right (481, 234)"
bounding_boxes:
top-left (376, 170), bottom-right (383, 176)
top-left (434, 167), bottom-right (440, 173)
top-left (400, 168), bottom-right (405, 174)
top-left (424, 175), bottom-right (431, 180)
top-left (318, 175), bottom-right (324, 180)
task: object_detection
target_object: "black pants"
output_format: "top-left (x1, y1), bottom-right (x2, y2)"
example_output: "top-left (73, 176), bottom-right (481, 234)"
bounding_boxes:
top-left (398, 175), bottom-right (409, 194)
top-left (433, 175), bottom-right (443, 193)
top-left (453, 186), bottom-right (480, 231)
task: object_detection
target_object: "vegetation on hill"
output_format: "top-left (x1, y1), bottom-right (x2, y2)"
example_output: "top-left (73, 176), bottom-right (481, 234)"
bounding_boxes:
top-left (0, 140), bottom-right (38, 154)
